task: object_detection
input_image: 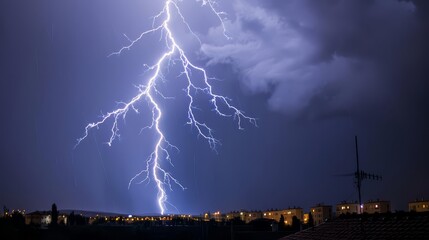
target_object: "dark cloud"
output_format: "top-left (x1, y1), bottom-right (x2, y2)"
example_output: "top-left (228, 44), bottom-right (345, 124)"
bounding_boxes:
top-left (202, 0), bottom-right (427, 121)
top-left (199, 0), bottom-right (429, 210)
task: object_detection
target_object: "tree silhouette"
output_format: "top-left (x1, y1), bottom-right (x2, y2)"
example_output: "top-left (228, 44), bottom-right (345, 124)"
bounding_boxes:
top-left (11, 211), bottom-right (25, 227)
top-left (51, 203), bottom-right (58, 227)
top-left (68, 211), bottom-right (75, 226)
top-left (308, 212), bottom-right (314, 227)
top-left (279, 214), bottom-right (286, 230)
top-left (3, 205), bottom-right (9, 216)
top-left (292, 216), bottom-right (301, 232)
top-left (231, 216), bottom-right (245, 225)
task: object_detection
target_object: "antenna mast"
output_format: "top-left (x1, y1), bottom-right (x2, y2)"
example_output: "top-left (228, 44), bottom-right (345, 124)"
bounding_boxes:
top-left (354, 135), bottom-right (382, 213)
top-left (355, 136), bottom-right (362, 210)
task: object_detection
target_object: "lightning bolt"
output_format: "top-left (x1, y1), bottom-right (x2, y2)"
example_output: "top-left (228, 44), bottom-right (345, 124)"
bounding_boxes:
top-left (76, 0), bottom-right (256, 215)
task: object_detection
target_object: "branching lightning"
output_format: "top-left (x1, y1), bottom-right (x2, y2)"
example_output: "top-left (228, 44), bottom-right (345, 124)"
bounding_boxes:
top-left (76, 0), bottom-right (256, 215)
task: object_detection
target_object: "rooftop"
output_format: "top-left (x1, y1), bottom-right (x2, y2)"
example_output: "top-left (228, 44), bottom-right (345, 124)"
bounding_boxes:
top-left (282, 212), bottom-right (429, 240)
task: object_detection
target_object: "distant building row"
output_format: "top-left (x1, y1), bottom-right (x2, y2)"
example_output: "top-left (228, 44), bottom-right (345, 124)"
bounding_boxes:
top-left (204, 199), bottom-right (429, 225)
top-left (336, 199), bottom-right (429, 215)
top-left (219, 207), bottom-right (305, 225)
top-left (3, 199), bottom-right (428, 228)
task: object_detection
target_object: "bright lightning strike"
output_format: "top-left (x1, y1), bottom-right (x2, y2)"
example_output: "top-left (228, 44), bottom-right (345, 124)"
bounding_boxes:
top-left (76, 0), bottom-right (256, 215)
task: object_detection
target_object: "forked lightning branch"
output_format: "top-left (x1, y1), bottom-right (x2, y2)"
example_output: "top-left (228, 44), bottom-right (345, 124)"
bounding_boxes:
top-left (76, 0), bottom-right (255, 215)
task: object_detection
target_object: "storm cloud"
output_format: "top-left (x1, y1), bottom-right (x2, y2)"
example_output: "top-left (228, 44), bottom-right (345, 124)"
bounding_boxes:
top-left (202, 0), bottom-right (428, 119)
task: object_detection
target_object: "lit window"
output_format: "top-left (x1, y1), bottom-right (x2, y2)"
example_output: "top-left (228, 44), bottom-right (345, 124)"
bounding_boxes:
top-left (346, 206), bottom-right (350, 209)
top-left (249, 214), bottom-right (252, 217)
top-left (341, 206), bottom-right (345, 210)
top-left (264, 213), bottom-right (266, 216)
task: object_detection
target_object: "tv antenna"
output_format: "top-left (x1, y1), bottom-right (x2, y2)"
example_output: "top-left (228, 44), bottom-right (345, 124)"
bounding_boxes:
top-left (354, 135), bottom-right (382, 211)
top-left (334, 136), bottom-right (383, 212)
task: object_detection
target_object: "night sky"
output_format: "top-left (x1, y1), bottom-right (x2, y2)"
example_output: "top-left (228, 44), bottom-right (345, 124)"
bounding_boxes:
top-left (1, 0), bottom-right (428, 215)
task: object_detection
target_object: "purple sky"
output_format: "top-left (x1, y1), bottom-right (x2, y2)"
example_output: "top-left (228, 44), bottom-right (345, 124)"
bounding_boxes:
top-left (1, 0), bottom-right (428, 215)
